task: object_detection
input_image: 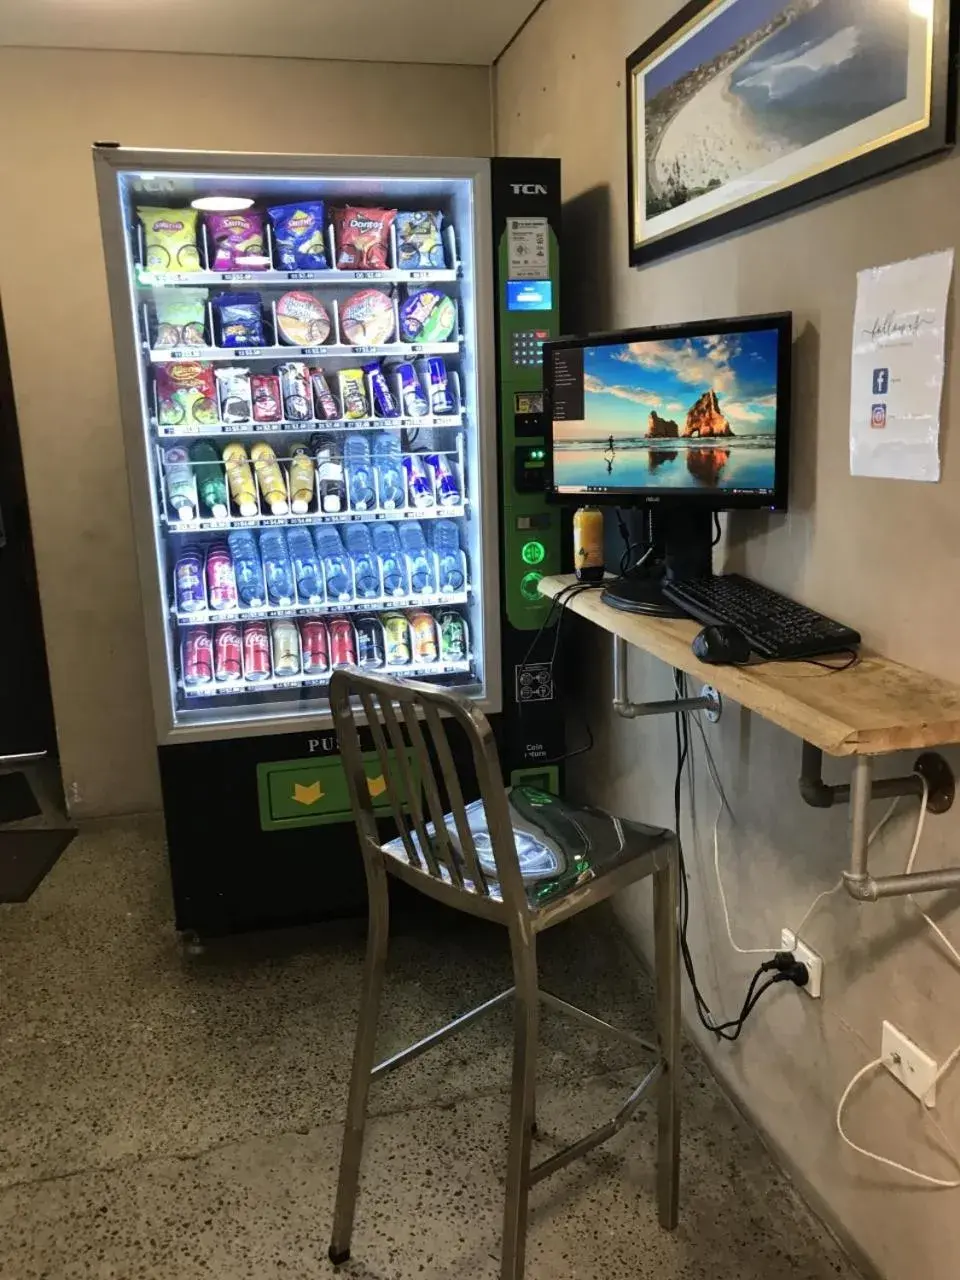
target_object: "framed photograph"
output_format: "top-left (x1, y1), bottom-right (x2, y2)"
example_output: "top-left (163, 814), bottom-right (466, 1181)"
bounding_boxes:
top-left (627, 0), bottom-right (958, 266)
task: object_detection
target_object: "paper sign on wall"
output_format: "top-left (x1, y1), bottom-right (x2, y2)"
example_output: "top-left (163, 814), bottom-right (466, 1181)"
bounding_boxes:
top-left (850, 250), bottom-right (954, 482)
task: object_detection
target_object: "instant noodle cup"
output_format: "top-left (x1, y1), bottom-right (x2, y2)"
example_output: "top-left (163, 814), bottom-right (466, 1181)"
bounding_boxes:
top-left (340, 289), bottom-right (395, 346)
top-left (138, 207), bottom-right (200, 272)
top-left (276, 292), bottom-right (331, 346)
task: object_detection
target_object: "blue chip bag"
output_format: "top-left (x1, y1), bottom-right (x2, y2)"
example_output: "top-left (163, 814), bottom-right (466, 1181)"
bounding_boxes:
top-left (395, 211), bottom-right (445, 270)
top-left (268, 202), bottom-right (329, 271)
top-left (213, 293), bottom-right (264, 348)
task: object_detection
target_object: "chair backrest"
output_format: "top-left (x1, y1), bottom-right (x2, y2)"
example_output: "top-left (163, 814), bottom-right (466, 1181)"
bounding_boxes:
top-left (329, 666), bottom-right (528, 915)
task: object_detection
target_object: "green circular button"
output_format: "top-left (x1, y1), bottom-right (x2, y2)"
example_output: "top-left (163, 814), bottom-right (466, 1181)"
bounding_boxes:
top-left (521, 540), bottom-right (546, 566)
top-left (520, 571), bottom-right (544, 601)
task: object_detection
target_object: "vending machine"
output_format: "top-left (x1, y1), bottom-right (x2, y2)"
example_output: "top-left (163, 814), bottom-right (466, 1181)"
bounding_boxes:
top-left (93, 146), bottom-right (562, 937)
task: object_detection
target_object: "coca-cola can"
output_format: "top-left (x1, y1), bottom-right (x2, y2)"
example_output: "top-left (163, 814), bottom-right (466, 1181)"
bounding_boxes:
top-left (242, 621), bottom-right (271, 681)
top-left (300, 619), bottom-right (329, 674)
top-left (214, 623), bottom-right (243, 682)
top-left (182, 626), bottom-right (213, 685)
top-left (328, 618), bottom-right (356, 667)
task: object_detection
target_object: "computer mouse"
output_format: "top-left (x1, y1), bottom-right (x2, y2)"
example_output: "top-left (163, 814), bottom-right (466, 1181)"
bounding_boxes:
top-left (692, 623), bottom-right (752, 666)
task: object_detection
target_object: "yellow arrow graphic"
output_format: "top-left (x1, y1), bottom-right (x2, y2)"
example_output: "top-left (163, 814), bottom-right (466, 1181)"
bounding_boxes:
top-left (293, 780), bottom-right (324, 806)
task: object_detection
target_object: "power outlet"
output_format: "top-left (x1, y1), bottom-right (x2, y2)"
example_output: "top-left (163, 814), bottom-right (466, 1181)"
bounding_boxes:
top-left (881, 1021), bottom-right (938, 1108)
top-left (781, 929), bottom-right (823, 998)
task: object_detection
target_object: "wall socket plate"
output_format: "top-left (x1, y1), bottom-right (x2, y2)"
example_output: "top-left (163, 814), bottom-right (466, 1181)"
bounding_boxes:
top-left (781, 929), bottom-right (823, 998)
top-left (881, 1021), bottom-right (938, 1108)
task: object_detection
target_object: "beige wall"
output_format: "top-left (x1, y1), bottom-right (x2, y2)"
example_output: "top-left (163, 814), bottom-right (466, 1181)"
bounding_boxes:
top-left (497, 6), bottom-right (960, 1278)
top-left (0, 47), bottom-right (492, 817)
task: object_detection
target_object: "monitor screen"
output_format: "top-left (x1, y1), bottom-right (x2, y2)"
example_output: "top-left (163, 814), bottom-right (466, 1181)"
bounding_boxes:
top-left (547, 315), bottom-right (790, 508)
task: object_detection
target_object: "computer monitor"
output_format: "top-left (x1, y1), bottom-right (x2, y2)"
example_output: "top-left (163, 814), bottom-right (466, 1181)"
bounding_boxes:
top-left (543, 312), bottom-right (792, 614)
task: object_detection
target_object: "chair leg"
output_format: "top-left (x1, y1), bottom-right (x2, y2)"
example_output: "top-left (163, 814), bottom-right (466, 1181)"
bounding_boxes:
top-left (501, 928), bottom-right (539, 1280)
top-left (329, 873), bottom-right (390, 1265)
top-left (653, 850), bottom-right (681, 1231)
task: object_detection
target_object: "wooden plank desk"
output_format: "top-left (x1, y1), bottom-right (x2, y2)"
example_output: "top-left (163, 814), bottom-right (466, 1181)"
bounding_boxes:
top-left (539, 574), bottom-right (960, 758)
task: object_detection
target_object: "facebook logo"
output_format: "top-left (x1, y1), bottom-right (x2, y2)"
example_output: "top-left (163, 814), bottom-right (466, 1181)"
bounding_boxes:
top-left (872, 367), bottom-right (890, 395)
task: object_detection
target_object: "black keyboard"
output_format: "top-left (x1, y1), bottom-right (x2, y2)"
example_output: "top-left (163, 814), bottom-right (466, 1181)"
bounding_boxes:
top-left (662, 574), bottom-right (861, 661)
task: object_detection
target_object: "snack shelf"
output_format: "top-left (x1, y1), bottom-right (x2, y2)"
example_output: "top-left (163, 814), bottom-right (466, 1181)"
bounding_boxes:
top-left (172, 587), bottom-right (471, 628)
top-left (156, 413), bottom-right (464, 438)
top-left (179, 657), bottom-right (473, 699)
top-left (149, 340), bottom-right (461, 364)
top-left (164, 503), bottom-right (469, 534)
top-left (138, 268), bottom-right (459, 288)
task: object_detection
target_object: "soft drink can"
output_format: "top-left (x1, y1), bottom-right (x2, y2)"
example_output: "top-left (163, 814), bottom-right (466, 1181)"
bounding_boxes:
top-left (174, 547), bottom-right (206, 614)
top-left (271, 619), bottom-right (301, 676)
top-left (251, 373), bottom-right (283, 423)
top-left (278, 362), bottom-right (312, 422)
top-left (300, 619), bottom-right (330, 674)
top-left (181, 626), bottom-right (213, 685)
top-left (438, 611), bottom-right (469, 663)
top-left (425, 453), bottom-right (460, 507)
top-left (382, 613), bottom-right (411, 666)
top-left (213, 623), bottom-right (243, 682)
top-left (403, 454), bottom-right (435, 509)
top-left (329, 618), bottom-right (357, 667)
top-left (206, 542), bottom-right (238, 612)
top-left (408, 611), bottom-right (438, 664)
top-left (425, 356), bottom-right (455, 415)
top-left (355, 618), bottom-right (385, 669)
top-left (573, 506), bottom-right (605, 582)
top-left (242, 621), bottom-right (271, 681)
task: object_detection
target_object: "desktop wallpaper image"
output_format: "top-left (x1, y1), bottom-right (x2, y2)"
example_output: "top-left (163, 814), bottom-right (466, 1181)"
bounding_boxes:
top-left (553, 329), bottom-right (780, 492)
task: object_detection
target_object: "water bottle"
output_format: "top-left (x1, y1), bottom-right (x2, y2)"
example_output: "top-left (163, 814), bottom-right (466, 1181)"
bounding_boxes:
top-left (343, 434), bottom-right (376, 512)
top-left (227, 530), bottom-right (266, 608)
top-left (371, 523), bottom-right (407, 597)
top-left (287, 526), bottom-right (323, 605)
top-left (372, 432), bottom-right (405, 510)
top-left (314, 525), bottom-right (352, 602)
top-left (344, 523), bottom-right (381, 599)
top-left (398, 520), bottom-right (436, 595)
top-left (259, 528), bottom-right (295, 607)
top-left (430, 521), bottom-right (465, 593)
top-left (310, 434), bottom-right (346, 514)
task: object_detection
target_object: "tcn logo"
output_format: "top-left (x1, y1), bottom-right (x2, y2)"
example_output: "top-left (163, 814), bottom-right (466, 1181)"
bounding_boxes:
top-left (511, 184), bottom-right (548, 196)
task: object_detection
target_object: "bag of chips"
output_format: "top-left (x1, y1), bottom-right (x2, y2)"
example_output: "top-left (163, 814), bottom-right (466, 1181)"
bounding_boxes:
top-left (154, 288), bottom-right (208, 347)
top-left (399, 290), bottom-right (457, 343)
top-left (334, 206), bottom-right (397, 271)
top-left (268, 202), bottom-right (329, 271)
top-left (213, 293), bottom-right (264, 348)
top-left (138, 208), bottom-right (200, 272)
top-left (341, 289), bottom-right (396, 346)
top-left (205, 210), bottom-right (268, 271)
top-left (395, 211), bottom-right (445, 270)
top-left (156, 362), bottom-right (218, 427)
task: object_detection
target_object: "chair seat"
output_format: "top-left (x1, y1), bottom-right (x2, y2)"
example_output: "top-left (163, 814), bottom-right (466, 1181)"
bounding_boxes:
top-left (382, 785), bottom-right (671, 907)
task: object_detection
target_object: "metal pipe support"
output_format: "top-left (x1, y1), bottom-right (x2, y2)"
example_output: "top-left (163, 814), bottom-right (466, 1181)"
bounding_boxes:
top-left (612, 636), bottom-right (720, 720)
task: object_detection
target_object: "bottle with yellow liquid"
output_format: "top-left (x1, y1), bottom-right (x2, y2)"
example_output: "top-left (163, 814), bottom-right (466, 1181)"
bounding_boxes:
top-left (573, 506), bottom-right (604, 582)
top-left (221, 442), bottom-right (258, 518)
top-left (287, 444), bottom-right (315, 515)
top-left (251, 442), bottom-right (289, 515)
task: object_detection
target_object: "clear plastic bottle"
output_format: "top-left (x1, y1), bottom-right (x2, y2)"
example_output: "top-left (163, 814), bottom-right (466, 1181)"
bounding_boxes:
top-left (227, 530), bottom-right (266, 608)
top-left (343, 523), bottom-right (381, 599)
top-left (429, 520), bottom-right (465, 593)
top-left (313, 525), bottom-right (352, 602)
top-left (343, 434), bottom-right (376, 512)
top-left (259, 528), bottom-right (295, 606)
top-left (371, 522), bottom-right (407, 597)
top-left (287, 526), bottom-right (324, 604)
top-left (372, 432), bottom-right (405, 510)
top-left (310, 434), bottom-right (345, 514)
top-left (163, 446), bottom-right (197, 521)
top-left (398, 520), bottom-right (436, 594)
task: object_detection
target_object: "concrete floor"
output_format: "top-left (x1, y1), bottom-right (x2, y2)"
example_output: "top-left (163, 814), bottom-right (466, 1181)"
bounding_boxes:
top-left (0, 815), bottom-right (860, 1279)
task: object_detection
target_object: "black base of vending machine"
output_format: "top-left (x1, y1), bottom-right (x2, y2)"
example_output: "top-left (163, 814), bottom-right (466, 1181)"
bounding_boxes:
top-left (153, 157), bottom-right (564, 940)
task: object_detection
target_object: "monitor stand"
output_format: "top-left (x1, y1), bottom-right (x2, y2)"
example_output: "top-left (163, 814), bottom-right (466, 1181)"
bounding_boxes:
top-left (602, 509), bottom-right (713, 617)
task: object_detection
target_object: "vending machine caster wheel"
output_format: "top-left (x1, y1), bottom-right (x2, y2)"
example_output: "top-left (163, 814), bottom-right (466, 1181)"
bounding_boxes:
top-left (328, 1246), bottom-right (350, 1266)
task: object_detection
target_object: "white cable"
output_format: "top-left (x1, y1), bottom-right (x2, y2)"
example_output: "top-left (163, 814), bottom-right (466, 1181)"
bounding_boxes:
top-left (837, 777), bottom-right (960, 1188)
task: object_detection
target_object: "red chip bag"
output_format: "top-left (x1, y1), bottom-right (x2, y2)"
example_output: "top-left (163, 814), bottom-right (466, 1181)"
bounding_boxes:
top-left (335, 206), bottom-right (397, 271)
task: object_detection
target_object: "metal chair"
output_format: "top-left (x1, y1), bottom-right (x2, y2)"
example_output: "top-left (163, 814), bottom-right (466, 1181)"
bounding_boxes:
top-left (327, 667), bottom-right (681, 1280)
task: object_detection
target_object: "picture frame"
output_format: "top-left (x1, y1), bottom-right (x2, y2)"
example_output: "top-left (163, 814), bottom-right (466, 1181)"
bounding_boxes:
top-left (627, 0), bottom-right (958, 267)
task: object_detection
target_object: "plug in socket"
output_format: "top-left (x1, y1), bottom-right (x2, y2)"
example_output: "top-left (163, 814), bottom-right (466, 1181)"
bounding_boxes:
top-left (781, 929), bottom-right (823, 998)
top-left (882, 1021), bottom-right (938, 1108)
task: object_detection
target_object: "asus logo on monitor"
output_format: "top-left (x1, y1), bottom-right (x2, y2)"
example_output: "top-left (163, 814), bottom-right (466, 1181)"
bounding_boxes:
top-left (512, 184), bottom-right (548, 195)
